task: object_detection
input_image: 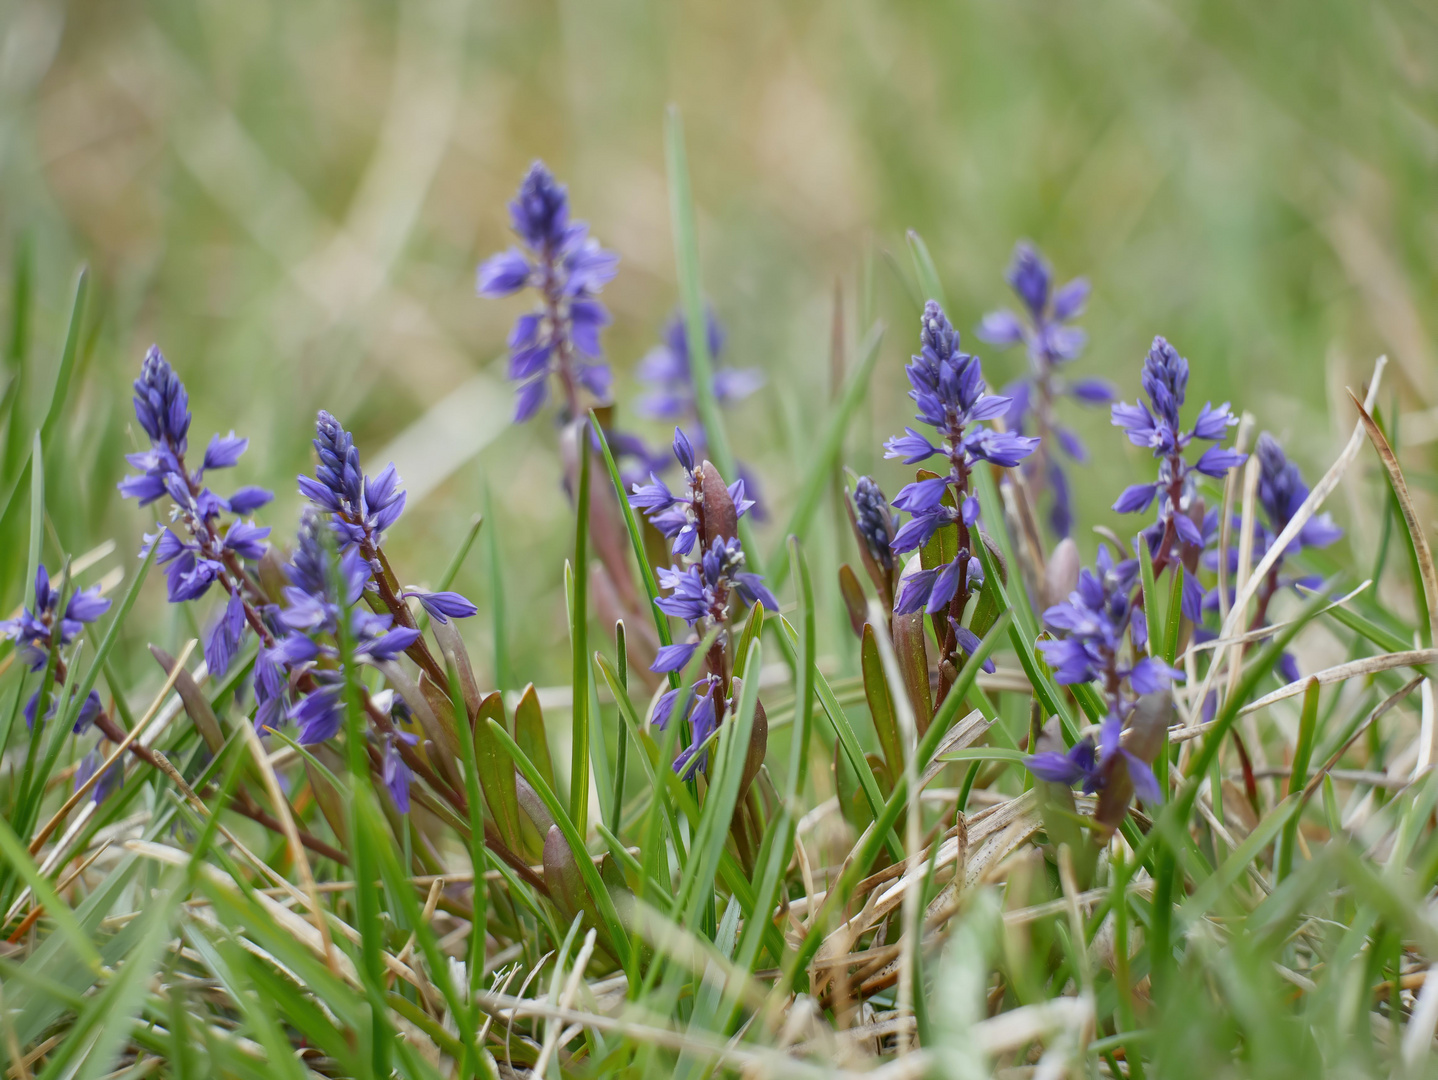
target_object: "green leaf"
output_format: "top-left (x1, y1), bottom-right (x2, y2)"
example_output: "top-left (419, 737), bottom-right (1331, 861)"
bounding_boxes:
top-left (0, 812), bottom-right (103, 972)
top-left (473, 688), bottom-right (524, 855)
top-left (862, 622), bottom-right (904, 780)
top-left (513, 682), bottom-right (556, 792)
top-left (590, 414), bottom-right (679, 689)
top-left (665, 105), bottom-right (736, 497)
top-left (569, 417), bottom-right (593, 833)
top-left (785, 537), bottom-right (816, 798)
top-left (674, 639), bottom-right (761, 930)
top-left (1162, 563), bottom-right (1184, 666)
top-left (0, 267), bottom-right (87, 541)
top-left (485, 716), bottom-right (632, 968)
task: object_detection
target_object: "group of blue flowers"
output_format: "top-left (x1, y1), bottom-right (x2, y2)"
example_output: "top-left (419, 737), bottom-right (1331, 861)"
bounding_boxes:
top-left (24, 156), bottom-right (1344, 837)
top-left (71, 349), bottom-right (476, 812)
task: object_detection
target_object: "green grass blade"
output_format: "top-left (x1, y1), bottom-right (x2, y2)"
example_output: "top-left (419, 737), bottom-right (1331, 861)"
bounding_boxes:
top-left (906, 229), bottom-right (947, 308)
top-left (590, 413), bottom-right (679, 689)
top-left (485, 715), bottom-right (632, 968)
top-left (765, 322), bottom-right (886, 589)
top-left (665, 105), bottom-right (735, 494)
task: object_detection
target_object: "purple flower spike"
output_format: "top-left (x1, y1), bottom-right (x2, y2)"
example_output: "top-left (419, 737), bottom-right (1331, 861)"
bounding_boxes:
top-left (976, 243), bottom-right (1097, 538)
top-left (477, 162), bottom-right (617, 422)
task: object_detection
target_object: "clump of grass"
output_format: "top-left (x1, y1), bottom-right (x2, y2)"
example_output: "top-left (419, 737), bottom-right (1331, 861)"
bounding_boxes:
top-left (2, 112), bottom-right (1437, 1080)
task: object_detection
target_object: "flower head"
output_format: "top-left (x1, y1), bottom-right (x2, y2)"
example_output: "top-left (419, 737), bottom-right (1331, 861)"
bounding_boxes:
top-left (477, 162), bottom-right (618, 422)
top-left (1026, 714), bottom-right (1161, 806)
top-left (0, 565), bottom-right (110, 672)
top-left (630, 427), bottom-right (755, 558)
top-left (121, 347), bottom-right (273, 622)
top-left (852, 476), bottom-right (895, 575)
top-left (977, 243), bottom-right (1111, 538)
top-left (297, 410), bottom-right (407, 557)
top-left (881, 302), bottom-right (1036, 617)
top-left (1111, 336), bottom-right (1247, 613)
top-left (1036, 545), bottom-right (1178, 697)
top-left (653, 675), bottom-right (726, 778)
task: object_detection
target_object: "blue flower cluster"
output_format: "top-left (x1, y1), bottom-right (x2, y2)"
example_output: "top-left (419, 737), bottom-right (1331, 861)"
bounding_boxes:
top-left (978, 243), bottom-right (1115, 537)
top-left (636, 308), bottom-right (764, 422)
top-left (477, 162), bottom-right (619, 422)
top-left (120, 347), bottom-right (273, 678)
top-left (883, 301), bottom-right (1038, 618)
top-left (0, 565), bottom-right (109, 729)
top-left (117, 349), bottom-right (478, 815)
top-left (1027, 545), bottom-right (1180, 803)
top-left (630, 427), bottom-right (755, 561)
top-left (630, 426), bottom-right (777, 772)
top-left (1111, 336), bottom-right (1247, 618)
top-left (254, 512), bottom-right (421, 748)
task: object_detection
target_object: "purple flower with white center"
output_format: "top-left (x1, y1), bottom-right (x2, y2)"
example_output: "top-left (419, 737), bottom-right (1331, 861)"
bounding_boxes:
top-left (0, 565), bottom-right (110, 674)
top-left (978, 243), bottom-right (1114, 538)
top-left (120, 347), bottom-right (272, 665)
top-left (882, 301), bottom-right (1037, 622)
top-left (1026, 543), bottom-right (1179, 801)
top-left (476, 162), bottom-right (618, 422)
top-left (1111, 336), bottom-right (1247, 616)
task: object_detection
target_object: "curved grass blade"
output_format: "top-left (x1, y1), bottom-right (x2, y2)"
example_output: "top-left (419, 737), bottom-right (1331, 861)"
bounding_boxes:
top-left (590, 413), bottom-right (679, 690)
top-left (765, 322), bottom-right (886, 589)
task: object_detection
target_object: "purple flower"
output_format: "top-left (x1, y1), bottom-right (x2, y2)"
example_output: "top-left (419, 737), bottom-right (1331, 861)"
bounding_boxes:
top-left (977, 243), bottom-right (1106, 538)
top-left (852, 476), bottom-right (895, 574)
top-left (1255, 432), bottom-right (1342, 554)
top-left (1027, 714), bottom-right (1160, 805)
top-left (75, 747), bottom-right (123, 805)
top-left (0, 566), bottom-right (111, 672)
top-left (655, 676), bottom-right (726, 779)
top-left (205, 593), bottom-right (248, 678)
top-left (72, 691), bottom-right (103, 735)
top-left (383, 732), bottom-right (417, 812)
top-left (1028, 544), bottom-right (1178, 806)
top-left (276, 512), bottom-right (422, 696)
top-left (1036, 544), bottom-right (1180, 701)
top-left (635, 309), bottom-right (769, 519)
top-left (883, 302), bottom-right (1037, 556)
top-left (403, 590), bottom-right (478, 624)
top-left (299, 411), bottom-right (407, 564)
top-left (119, 347), bottom-right (271, 679)
top-left (631, 427), bottom-right (755, 558)
top-left (476, 162), bottom-right (617, 422)
top-left (881, 301), bottom-right (1034, 633)
top-left (1111, 336), bottom-right (1247, 599)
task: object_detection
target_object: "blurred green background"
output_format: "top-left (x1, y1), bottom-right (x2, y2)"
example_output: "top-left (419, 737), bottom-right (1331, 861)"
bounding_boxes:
top-left (2, 0), bottom-right (1435, 684)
